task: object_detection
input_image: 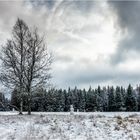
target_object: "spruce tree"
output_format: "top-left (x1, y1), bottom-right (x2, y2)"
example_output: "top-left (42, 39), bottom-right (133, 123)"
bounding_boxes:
top-left (115, 86), bottom-right (123, 111)
top-left (96, 86), bottom-right (103, 111)
top-left (108, 86), bottom-right (115, 111)
top-left (102, 87), bottom-right (108, 111)
top-left (137, 86), bottom-right (140, 111)
top-left (125, 84), bottom-right (137, 111)
top-left (86, 87), bottom-right (94, 111)
top-left (82, 88), bottom-right (87, 111)
top-left (63, 89), bottom-right (69, 111)
top-left (11, 88), bottom-right (20, 109)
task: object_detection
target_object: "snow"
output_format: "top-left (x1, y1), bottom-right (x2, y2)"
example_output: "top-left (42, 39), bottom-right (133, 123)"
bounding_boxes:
top-left (0, 112), bottom-right (140, 140)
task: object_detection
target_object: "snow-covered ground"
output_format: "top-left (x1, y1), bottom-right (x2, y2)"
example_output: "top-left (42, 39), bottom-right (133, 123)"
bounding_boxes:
top-left (0, 112), bottom-right (140, 140)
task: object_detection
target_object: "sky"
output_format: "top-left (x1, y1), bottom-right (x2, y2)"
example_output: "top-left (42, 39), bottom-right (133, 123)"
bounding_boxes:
top-left (0, 0), bottom-right (140, 90)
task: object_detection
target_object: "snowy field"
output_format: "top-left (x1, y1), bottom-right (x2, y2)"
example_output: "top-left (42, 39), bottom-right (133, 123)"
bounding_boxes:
top-left (0, 112), bottom-right (140, 140)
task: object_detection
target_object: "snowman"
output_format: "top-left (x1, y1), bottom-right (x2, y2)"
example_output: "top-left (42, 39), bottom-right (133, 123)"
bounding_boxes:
top-left (70, 104), bottom-right (74, 115)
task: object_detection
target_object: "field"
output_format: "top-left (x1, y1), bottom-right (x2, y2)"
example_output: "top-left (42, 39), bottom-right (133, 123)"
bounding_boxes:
top-left (0, 112), bottom-right (140, 140)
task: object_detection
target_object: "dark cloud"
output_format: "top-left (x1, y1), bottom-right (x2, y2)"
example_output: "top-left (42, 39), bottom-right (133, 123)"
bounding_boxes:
top-left (109, 1), bottom-right (140, 64)
top-left (29, 0), bottom-right (95, 13)
top-left (52, 66), bottom-right (113, 88)
top-left (28, 0), bottom-right (56, 9)
top-left (73, 0), bottom-right (95, 13)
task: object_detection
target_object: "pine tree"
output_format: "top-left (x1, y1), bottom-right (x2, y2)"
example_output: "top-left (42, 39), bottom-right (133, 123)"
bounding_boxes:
top-left (63, 89), bottom-right (69, 111)
top-left (0, 92), bottom-right (6, 111)
top-left (125, 84), bottom-right (137, 111)
top-left (96, 86), bottom-right (104, 111)
top-left (102, 87), bottom-right (108, 111)
top-left (137, 86), bottom-right (140, 111)
top-left (86, 87), bottom-right (94, 111)
top-left (82, 88), bottom-right (87, 111)
top-left (11, 88), bottom-right (20, 109)
top-left (73, 87), bottom-right (78, 111)
top-left (57, 89), bottom-right (65, 111)
top-left (108, 86), bottom-right (115, 111)
top-left (115, 86), bottom-right (123, 111)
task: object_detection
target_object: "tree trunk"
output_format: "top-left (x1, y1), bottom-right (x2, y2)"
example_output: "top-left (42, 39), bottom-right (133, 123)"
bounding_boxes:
top-left (28, 102), bottom-right (31, 115)
top-left (20, 98), bottom-right (23, 115)
top-left (27, 92), bottom-right (31, 115)
top-left (7, 104), bottom-right (23, 115)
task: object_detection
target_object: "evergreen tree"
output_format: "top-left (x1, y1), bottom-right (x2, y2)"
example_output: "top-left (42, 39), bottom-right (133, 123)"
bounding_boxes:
top-left (102, 87), bottom-right (108, 111)
top-left (11, 88), bottom-right (20, 109)
top-left (137, 86), bottom-right (140, 111)
top-left (0, 92), bottom-right (6, 111)
top-left (57, 89), bottom-right (65, 111)
top-left (108, 86), bottom-right (115, 111)
top-left (63, 89), bottom-right (69, 111)
top-left (82, 88), bottom-right (87, 111)
top-left (96, 86), bottom-right (104, 111)
top-left (115, 86), bottom-right (123, 111)
top-left (125, 84), bottom-right (137, 111)
top-left (86, 87), bottom-right (94, 111)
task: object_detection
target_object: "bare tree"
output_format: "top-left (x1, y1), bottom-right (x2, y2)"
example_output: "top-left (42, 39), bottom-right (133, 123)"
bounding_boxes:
top-left (0, 19), bottom-right (29, 114)
top-left (24, 29), bottom-right (51, 115)
top-left (0, 18), bottom-right (51, 115)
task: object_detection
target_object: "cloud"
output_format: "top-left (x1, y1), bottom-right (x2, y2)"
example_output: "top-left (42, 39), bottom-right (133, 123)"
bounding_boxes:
top-left (52, 57), bottom-right (140, 89)
top-left (29, 0), bottom-right (56, 9)
top-left (109, 1), bottom-right (140, 64)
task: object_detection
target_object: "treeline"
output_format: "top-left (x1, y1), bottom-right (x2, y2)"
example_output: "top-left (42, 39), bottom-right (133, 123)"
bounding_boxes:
top-left (11, 84), bottom-right (140, 112)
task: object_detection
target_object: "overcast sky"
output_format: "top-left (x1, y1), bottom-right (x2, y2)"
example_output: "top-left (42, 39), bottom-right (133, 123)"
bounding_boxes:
top-left (0, 0), bottom-right (140, 90)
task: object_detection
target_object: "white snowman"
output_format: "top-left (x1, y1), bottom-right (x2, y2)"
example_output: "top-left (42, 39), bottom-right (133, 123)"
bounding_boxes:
top-left (70, 104), bottom-right (74, 115)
